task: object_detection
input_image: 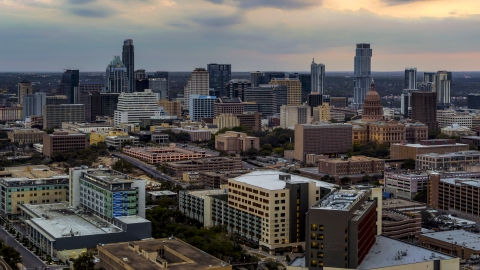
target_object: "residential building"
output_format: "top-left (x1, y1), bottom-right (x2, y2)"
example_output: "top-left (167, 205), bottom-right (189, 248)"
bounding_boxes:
top-left (171, 126), bottom-right (212, 142)
top-left (298, 73), bottom-right (311, 103)
top-left (306, 187), bottom-right (382, 269)
top-left (214, 97), bottom-right (244, 117)
top-left (400, 89), bottom-right (418, 117)
top-left (23, 92), bottom-right (46, 120)
top-left (0, 107), bottom-right (22, 121)
top-left (270, 78), bottom-right (302, 106)
top-left (213, 113), bottom-right (240, 130)
top-left (207, 63), bottom-right (231, 97)
top-left (436, 70), bottom-right (452, 109)
top-left (329, 97), bottom-right (347, 108)
top-left (189, 94), bottom-right (216, 121)
top-left (215, 131), bottom-right (260, 154)
top-left (184, 68), bottom-right (209, 110)
top-left (7, 128), bottom-right (44, 144)
top-left (416, 150), bottom-right (480, 170)
top-left (98, 238), bottom-right (231, 270)
top-left (419, 230), bottom-right (480, 259)
top-left (468, 93), bottom-right (480, 110)
top-left (105, 135), bottom-right (139, 150)
top-left (105, 55), bottom-right (129, 93)
top-left (90, 130), bottom-right (128, 145)
top-left (390, 139), bottom-right (469, 159)
top-left (42, 131), bottom-right (88, 158)
top-left (122, 39), bottom-right (134, 92)
top-left (158, 99), bottom-right (182, 117)
top-left (43, 104), bottom-right (85, 129)
top-left (114, 89), bottom-right (161, 126)
top-left (424, 72), bottom-right (436, 84)
top-left (0, 165), bottom-right (68, 220)
top-left (280, 105), bottom-right (312, 129)
top-left (441, 124), bottom-right (470, 136)
top-left (149, 78), bottom-right (168, 100)
top-left (437, 109), bottom-right (472, 129)
top-left (164, 157), bottom-right (242, 177)
top-left (18, 78), bottom-right (33, 106)
top-left (312, 103), bottom-right (330, 122)
top-left (404, 68), bottom-right (417, 90)
top-left (294, 123), bottom-right (353, 162)
top-left (226, 79), bottom-right (250, 100)
top-left (123, 146), bottom-right (208, 164)
top-left (353, 43), bottom-right (373, 106)
top-left (61, 70), bottom-right (79, 104)
top-left (311, 59), bottom-right (325, 94)
top-left (199, 170), bottom-right (249, 189)
top-left (318, 156), bottom-right (385, 176)
top-left (236, 112), bottom-right (261, 132)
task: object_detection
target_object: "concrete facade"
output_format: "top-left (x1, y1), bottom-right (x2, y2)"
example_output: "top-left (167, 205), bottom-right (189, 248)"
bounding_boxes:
top-left (215, 131), bottom-right (260, 154)
top-left (42, 131), bottom-right (88, 158)
top-left (390, 139), bottom-right (469, 160)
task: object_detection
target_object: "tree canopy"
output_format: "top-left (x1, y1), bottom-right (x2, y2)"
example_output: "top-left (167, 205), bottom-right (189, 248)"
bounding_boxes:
top-left (73, 252), bottom-right (95, 270)
top-left (0, 240), bottom-right (22, 270)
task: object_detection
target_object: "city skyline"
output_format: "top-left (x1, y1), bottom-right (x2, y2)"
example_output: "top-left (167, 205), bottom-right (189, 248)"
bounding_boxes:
top-left (1, 0), bottom-right (480, 72)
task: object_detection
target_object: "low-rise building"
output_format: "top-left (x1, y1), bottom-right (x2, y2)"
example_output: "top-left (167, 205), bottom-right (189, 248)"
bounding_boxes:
top-left (123, 146), bottom-right (208, 164)
top-left (182, 172), bottom-right (199, 182)
top-left (147, 190), bottom-right (177, 201)
top-left (7, 128), bottom-right (44, 144)
top-left (172, 126), bottom-right (212, 142)
top-left (42, 131), bottom-right (88, 158)
top-left (416, 150), bottom-right (480, 170)
top-left (437, 109), bottom-right (472, 129)
top-left (61, 122), bottom-right (113, 134)
top-left (441, 123), bottom-right (471, 137)
top-left (199, 170), bottom-right (250, 189)
top-left (419, 230), bottom-right (480, 259)
top-left (105, 135), bottom-right (139, 150)
top-left (215, 131), bottom-right (260, 154)
top-left (158, 99), bottom-right (182, 118)
top-left (90, 130), bottom-right (129, 145)
top-left (383, 170), bottom-right (429, 199)
top-left (165, 157), bottom-right (242, 178)
top-left (381, 210), bottom-right (421, 240)
top-left (390, 139), bottom-right (469, 160)
top-left (98, 238), bottom-right (231, 270)
top-left (0, 107), bottom-right (22, 121)
top-left (33, 143), bottom-right (43, 153)
top-left (460, 136), bottom-right (480, 147)
top-left (318, 156), bottom-right (385, 176)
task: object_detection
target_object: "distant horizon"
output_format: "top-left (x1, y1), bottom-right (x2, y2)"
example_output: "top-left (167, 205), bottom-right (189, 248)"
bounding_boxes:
top-left (3, 70), bottom-right (480, 74)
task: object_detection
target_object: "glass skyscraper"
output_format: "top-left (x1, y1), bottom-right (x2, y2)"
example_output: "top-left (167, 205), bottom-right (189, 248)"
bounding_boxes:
top-left (105, 56), bottom-right (129, 93)
top-left (61, 69), bottom-right (79, 104)
top-left (311, 59), bottom-right (325, 94)
top-left (207, 63), bottom-right (231, 97)
top-left (122, 39), bottom-right (134, 93)
top-left (404, 68), bottom-right (417, 90)
top-left (353, 43), bottom-right (372, 106)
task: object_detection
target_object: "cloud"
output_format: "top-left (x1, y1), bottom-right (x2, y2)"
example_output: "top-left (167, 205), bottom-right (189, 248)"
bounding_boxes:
top-left (70, 8), bottom-right (112, 18)
top-left (204, 0), bottom-right (321, 10)
top-left (381, 0), bottom-right (433, 6)
top-left (68, 0), bottom-right (96, 4)
top-left (190, 13), bottom-right (243, 27)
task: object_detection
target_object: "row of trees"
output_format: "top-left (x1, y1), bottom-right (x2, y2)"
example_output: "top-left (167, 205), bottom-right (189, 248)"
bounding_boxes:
top-left (346, 142), bottom-right (390, 159)
top-left (0, 240), bottom-right (22, 269)
top-left (50, 142), bottom-right (108, 167)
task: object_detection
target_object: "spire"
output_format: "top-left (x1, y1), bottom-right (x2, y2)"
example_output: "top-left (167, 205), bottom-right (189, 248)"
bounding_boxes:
top-left (370, 80), bottom-right (375, 91)
top-left (312, 57), bottom-right (315, 64)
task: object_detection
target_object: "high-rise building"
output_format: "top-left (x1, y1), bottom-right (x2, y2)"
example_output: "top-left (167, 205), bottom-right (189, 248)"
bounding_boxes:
top-left (122, 39), bottom-right (134, 93)
top-left (226, 79), bottom-right (250, 99)
top-left (353, 43), bottom-right (373, 106)
top-left (423, 72), bottom-right (436, 83)
top-left (214, 97), bottom-right (244, 117)
top-left (61, 70), bottom-right (79, 104)
top-left (404, 68), bottom-right (417, 90)
top-left (436, 70), bottom-right (451, 109)
top-left (411, 92), bottom-right (438, 131)
top-left (299, 73), bottom-right (311, 103)
top-left (43, 104), bottom-right (85, 129)
top-left (149, 71), bottom-right (169, 98)
top-left (250, 71), bottom-right (263, 87)
top-left (17, 79), bottom-right (33, 106)
top-left (105, 56), bottom-right (129, 93)
top-left (22, 92), bottom-right (46, 120)
top-left (158, 100), bottom-right (181, 118)
top-left (76, 82), bottom-right (104, 104)
top-left (280, 105), bottom-right (311, 128)
top-left (244, 85), bottom-right (287, 117)
top-left (82, 91), bottom-right (119, 122)
top-left (189, 94), bottom-right (216, 122)
top-left (134, 79), bottom-right (149, 92)
top-left (207, 63), bottom-right (231, 97)
top-left (184, 68), bottom-right (209, 110)
top-left (114, 89), bottom-right (161, 126)
top-left (149, 78), bottom-right (168, 100)
top-left (134, 69), bottom-right (146, 80)
top-left (311, 59), bottom-right (325, 94)
top-left (401, 89), bottom-right (419, 117)
top-left (261, 72), bottom-right (285, 84)
top-left (269, 78), bottom-right (302, 106)
top-left (468, 94), bottom-right (480, 110)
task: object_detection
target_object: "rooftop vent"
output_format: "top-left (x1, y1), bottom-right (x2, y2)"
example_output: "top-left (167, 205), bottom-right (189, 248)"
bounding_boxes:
top-left (279, 175), bottom-right (291, 181)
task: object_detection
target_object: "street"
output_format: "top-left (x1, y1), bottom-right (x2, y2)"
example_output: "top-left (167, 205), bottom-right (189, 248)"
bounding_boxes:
top-left (0, 227), bottom-right (46, 269)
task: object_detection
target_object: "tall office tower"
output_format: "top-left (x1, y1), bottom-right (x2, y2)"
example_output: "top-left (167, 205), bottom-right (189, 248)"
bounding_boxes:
top-left (423, 72), bottom-right (436, 83)
top-left (134, 69), bottom-right (145, 80)
top-left (411, 92), bottom-right (438, 131)
top-left (436, 70), bottom-right (451, 110)
top-left (404, 68), bottom-right (417, 89)
top-left (61, 70), bottom-right (79, 104)
top-left (105, 56), bottom-right (129, 93)
top-left (311, 59), bottom-right (325, 94)
top-left (149, 78), bottom-right (168, 100)
top-left (22, 92), bottom-right (46, 120)
top-left (269, 78), bottom-right (302, 106)
top-left (150, 71), bottom-right (169, 80)
top-left (189, 94), bottom-right (216, 121)
top-left (353, 43), bottom-right (373, 107)
top-left (207, 63), bottom-right (231, 97)
top-left (299, 73), bottom-right (311, 103)
top-left (17, 79), bottom-right (33, 106)
top-left (468, 94), bottom-right (480, 110)
top-left (244, 84), bottom-right (287, 116)
top-left (82, 91), bottom-right (119, 122)
top-left (250, 71), bottom-right (263, 87)
top-left (226, 79), bottom-right (251, 99)
top-left (184, 68), bottom-right (209, 110)
top-left (43, 104), bottom-right (85, 129)
top-left (76, 82), bottom-right (104, 104)
top-left (134, 79), bottom-right (149, 92)
top-left (307, 94), bottom-right (323, 116)
top-left (306, 188), bottom-right (382, 269)
top-left (122, 39), bottom-right (134, 93)
top-left (401, 89), bottom-right (419, 117)
top-left (114, 89), bottom-right (160, 126)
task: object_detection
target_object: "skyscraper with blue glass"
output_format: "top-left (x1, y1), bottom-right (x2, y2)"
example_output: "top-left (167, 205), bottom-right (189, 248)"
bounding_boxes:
top-left (353, 43), bottom-right (372, 106)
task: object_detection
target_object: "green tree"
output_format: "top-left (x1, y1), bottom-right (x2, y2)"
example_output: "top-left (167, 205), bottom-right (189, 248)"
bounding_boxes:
top-left (273, 147), bottom-right (284, 155)
top-left (436, 133), bottom-right (450, 139)
top-left (340, 177), bottom-right (351, 185)
top-left (361, 174), bottom-right (372, 183)
top-left (245, 148), bottom-right (259, 159)
top-left (0, 240), bottom-right (22, 270)
top-left (286, 254), bottom-right (291, 263)
top-left (73, 252), bottom-right (95, 270)
top-left (112, 159), bottom-right (133, 173)
top-left (401, 158), bottom-right (416, 170)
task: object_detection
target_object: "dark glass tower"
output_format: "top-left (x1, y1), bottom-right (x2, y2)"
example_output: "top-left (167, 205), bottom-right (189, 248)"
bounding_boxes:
top-left (61, 69), bottom-right (79, 104)
top-left (353, 43), bottom-right (372, 106)
top-left (207, 63), bottom-right (231, 97)
top-left (122, 39), bottom-right (134, 93)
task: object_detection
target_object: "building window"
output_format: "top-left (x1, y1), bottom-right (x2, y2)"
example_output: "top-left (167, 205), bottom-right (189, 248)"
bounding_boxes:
top-left (317, 252), bottom-right (323, 258)
top-left (311, 224), bottom-right (317, 231)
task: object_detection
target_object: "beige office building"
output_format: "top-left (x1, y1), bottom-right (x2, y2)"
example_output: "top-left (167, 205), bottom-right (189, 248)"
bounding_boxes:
top-left (215, 131), bottom-right (260, 154)
top-left (213, 113), bottom-right (240, 130)
top-left (7, 128), bottom-right (45, 144)
top-left (280, 105), bottom-right (312, 129)
top-left (270, 78), bottom-right (301, 106)
top-left (184, 68), bottom-right (209, 110)
top-left (158, 99), bottom-right (182, 117)
top-left (313, 103), bottom-right (331, 122)
top-left (18, 79), bottom-right (33, 105)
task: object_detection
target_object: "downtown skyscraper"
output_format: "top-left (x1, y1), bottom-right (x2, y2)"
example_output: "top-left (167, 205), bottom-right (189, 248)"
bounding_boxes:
top-left (404, 68), bottom-right (417, 89)
top-left (353, 43), bottom-right (373, 106)
top-left (207, 63), bottom-right (231, 97)
top-left (122, 39), bottom-right (134, 93)
top-left (61, 69), bottom-right (79, 104)
top-left (105, 56), bottom-right (129, 93)
top-left (310, 59), bottom-right (325, 94)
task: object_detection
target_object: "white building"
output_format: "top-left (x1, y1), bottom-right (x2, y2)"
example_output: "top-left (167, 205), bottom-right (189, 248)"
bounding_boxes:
top-left (114, 89), bottom-right (162, 126)
top-left (441, 124), bottom-right (471, 137)
top-left (280, 105), bottom-right (312, 129)
top-left (437, 109), bottom-right (472, 128)
top-left (184, 68), bottom-right (209, 110)
top-left (105, 135), bottom-right (139, 150)
top-left (189, 94), bottom-right (216, 121)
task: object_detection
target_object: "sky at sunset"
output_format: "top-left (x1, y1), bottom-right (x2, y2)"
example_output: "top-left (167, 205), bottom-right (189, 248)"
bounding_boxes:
top-left (1, 0), bottom-right (480, 72)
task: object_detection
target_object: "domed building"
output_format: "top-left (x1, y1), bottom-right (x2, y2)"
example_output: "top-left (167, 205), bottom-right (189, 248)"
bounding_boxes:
top-left (350, 82), bottom-right (428, 146)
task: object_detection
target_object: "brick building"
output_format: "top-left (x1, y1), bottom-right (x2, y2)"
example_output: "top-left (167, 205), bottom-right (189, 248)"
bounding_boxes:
top-left (123, 146), bottom-right (208, 164)
top-left (390, 139), bottom-right (469, 160)
top-left (42, 131), bottom-right (88, 157)
top-left (318, 156), bottom-right (385, 176)
top-left (165, 157), bottom-right (242, 177)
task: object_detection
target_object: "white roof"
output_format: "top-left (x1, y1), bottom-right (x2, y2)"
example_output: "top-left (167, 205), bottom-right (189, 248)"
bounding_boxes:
top-left (358, 236), bottom-right (454, 269)
top-left (232, 170), bottom-right (337, 190)
top-left (421, 230), bottom-right (480, 250)
top-left (148, 190), bottom-right (177, 196)
top-left (441, 178), bottom-right (480, 188)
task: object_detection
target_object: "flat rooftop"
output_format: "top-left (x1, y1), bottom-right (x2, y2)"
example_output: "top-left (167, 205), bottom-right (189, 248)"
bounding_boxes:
top-left (440, 178), bottom-right (480, 188)
top-left (148, 190), bottom-right (177, 196)
top-left (312, 189), bottom-right (367, 211)
top-left (421, 230), bottom-right (480, 250)
top-left (125, 147), bottom-right (206, 156)
top-left (5, 165), bottom-right (60, 178)
top-left (382, 199), bottom-right (426, 210)
top-left (358, 236), bottom-right (454, 269)
top-left (321, 155), bottom-right (383, 163)
top-left (418, 150), bottom-right (480, 157)
top-left (100, 238), bottom-right (229, 270)
top-left (232, 170), bottom-right (338, 191)
top-left (393, 143), bottom-right (468, 148)
top-left (82, 169), bottom-right (144, 184)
